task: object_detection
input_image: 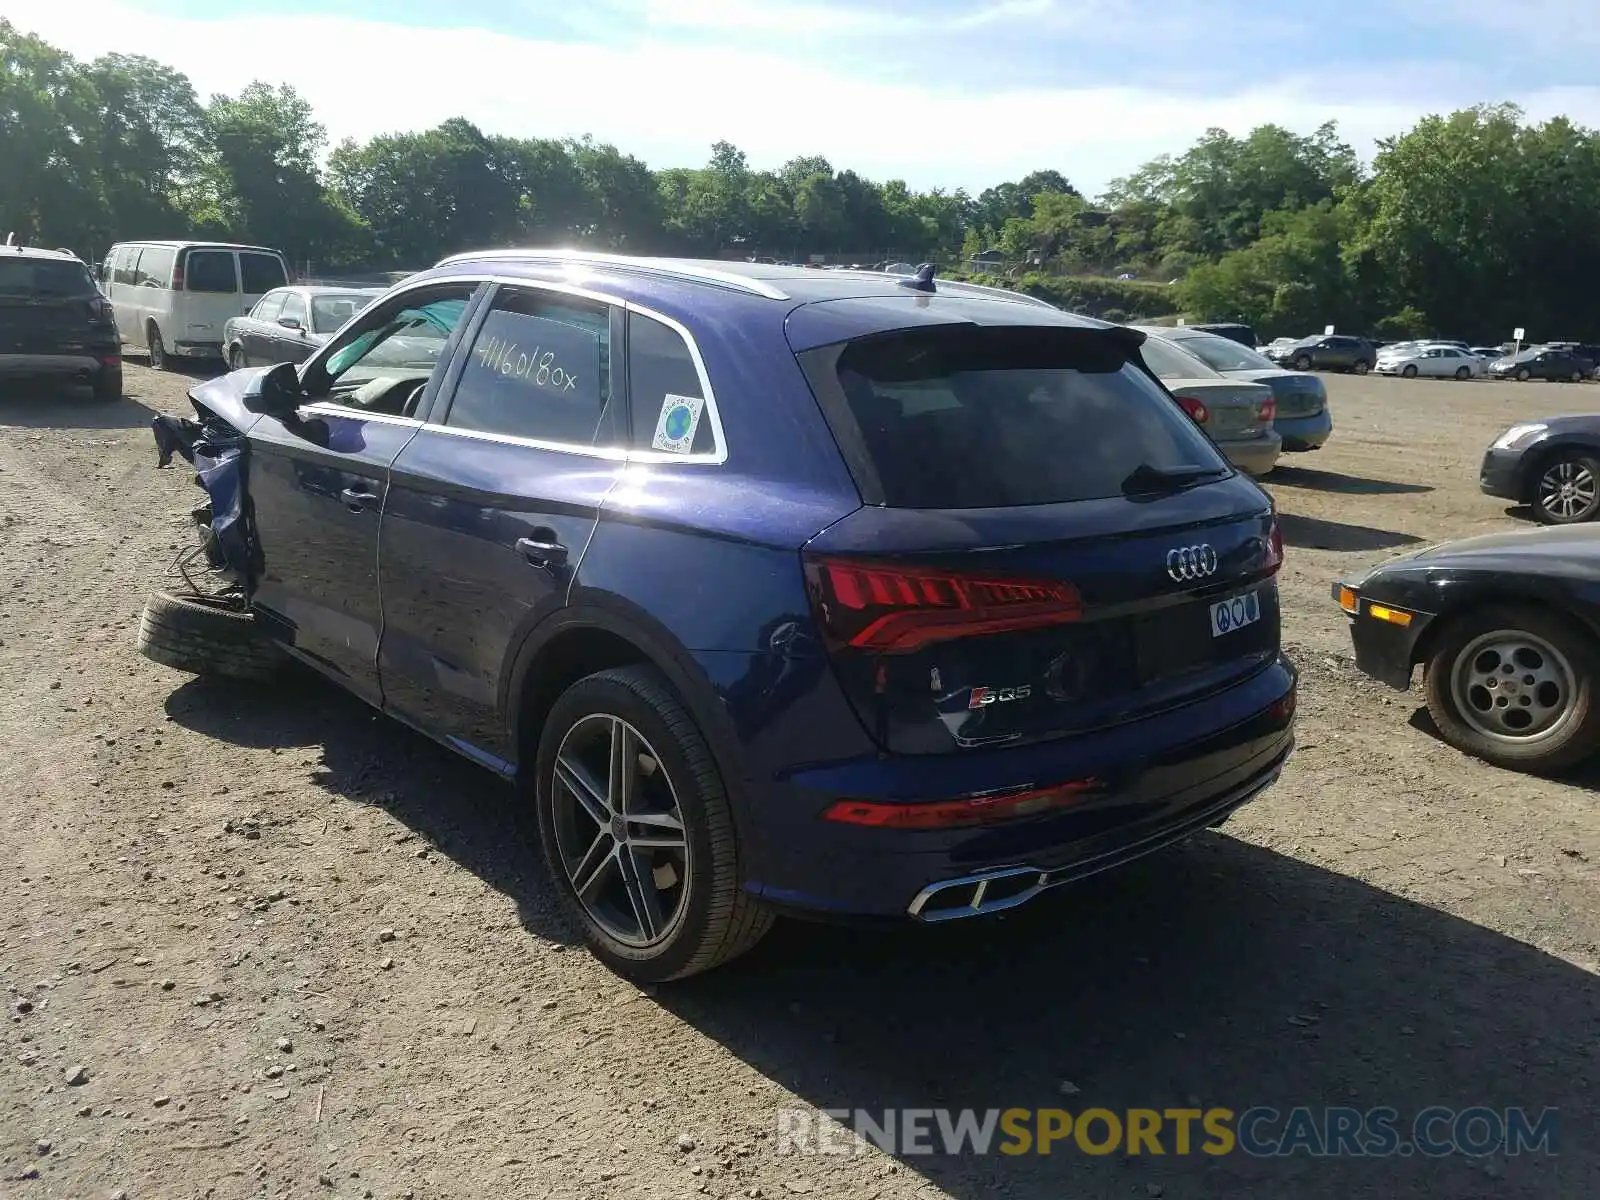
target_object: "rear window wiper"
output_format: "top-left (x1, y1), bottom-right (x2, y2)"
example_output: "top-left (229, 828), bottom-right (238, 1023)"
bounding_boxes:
top-left (1121, 462), bottom-right (1229, 495)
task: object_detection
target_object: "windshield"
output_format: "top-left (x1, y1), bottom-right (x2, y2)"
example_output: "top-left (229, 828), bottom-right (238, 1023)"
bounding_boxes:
top-left (322, 296), bottom-right (467, 390)
top-left (0, 258), bottom-right (96, 297)
top-left (311, 294), bottom-right (374, 334)
top-left (1174, 333), bottom-right (1276, 372)
top-left (1138, 336), bottom-right (1219, 381)
top-left (800, 324), bottom-right (1228, 509)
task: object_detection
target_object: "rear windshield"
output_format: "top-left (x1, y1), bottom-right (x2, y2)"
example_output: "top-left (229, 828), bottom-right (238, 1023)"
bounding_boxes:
top-left (0, 258), bottom-right (96, 297)
top-left (801, 325), bottom-right (1228, 509)
top-left (241, 252), bottom-right (288, 294)
top-left (1175, 333), bottom-right (1277, 373)
top-left (1138, 335), bottom-right (1218, 381)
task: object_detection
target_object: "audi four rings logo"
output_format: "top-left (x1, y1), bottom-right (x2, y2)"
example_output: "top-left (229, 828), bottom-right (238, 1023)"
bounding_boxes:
top-left (1166, 544), bottom-right (1219, 581)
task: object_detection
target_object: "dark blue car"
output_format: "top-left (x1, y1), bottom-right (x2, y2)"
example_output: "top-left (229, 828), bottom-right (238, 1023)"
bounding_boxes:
top-left (141, 252), bottom-right (1297, 981)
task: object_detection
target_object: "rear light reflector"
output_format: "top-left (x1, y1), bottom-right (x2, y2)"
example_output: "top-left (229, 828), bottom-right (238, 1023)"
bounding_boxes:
top-left (100, 354), bottom-right (120, 366)
top-left (1173, 393), bottom-right (1209, 424)
top-left (804, 557), bottom-right (1083, 654)
top-left (822, 779), bottom-right (1102, 830)
top-left (1267, 684), bottom-right (1297, 722)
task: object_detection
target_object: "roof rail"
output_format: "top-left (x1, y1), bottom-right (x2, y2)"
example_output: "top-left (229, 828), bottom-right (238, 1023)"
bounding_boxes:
top-left (433, 248), bottom-right (791, 301)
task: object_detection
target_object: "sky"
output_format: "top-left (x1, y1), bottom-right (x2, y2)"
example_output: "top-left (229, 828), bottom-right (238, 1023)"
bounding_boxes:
top-left (11, 0), bottom-right (1600, 197)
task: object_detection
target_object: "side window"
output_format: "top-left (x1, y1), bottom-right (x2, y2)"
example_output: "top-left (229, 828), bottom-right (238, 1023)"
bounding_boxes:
top-left (252, 292), bottom-right (287, 323)
top-left (185, 250), bottom-right (237, 293)
top-left (135, 246), bottom-right (174, 288)
top-left (308, 284), bottom-right (476, 401)
top-left (627, 312), bottom-right (711, 455)
top-left (279, 293), bottom-right (308, 327)
top-left (240, 252), bottom-right (288, 294)
top-left (447, 287), bottom-right (616, 446)
top-left (112, 248), bottom-right (136, 286)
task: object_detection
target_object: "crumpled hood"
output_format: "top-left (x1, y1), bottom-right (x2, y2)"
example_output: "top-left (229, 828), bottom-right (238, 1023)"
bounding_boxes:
top-left (187, 366), bottom-right (272, 434)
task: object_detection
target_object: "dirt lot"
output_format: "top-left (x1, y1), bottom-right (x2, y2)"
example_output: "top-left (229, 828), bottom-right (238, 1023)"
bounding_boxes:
top-left (2, 365), bottom-right (1597, 1200)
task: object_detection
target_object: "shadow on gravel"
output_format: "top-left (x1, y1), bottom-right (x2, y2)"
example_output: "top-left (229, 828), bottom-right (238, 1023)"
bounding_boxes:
top-left (1408, 704), bottom-right (1600, 794)
top-left (163, 670), bottom-right (1599, 1199)
top-left (162, 668), bottom-right (579, 946)
top-left (1269, 465), bottom-right (1433, 496)
top-left (0, 386), bottom-right (154, 430)
top-left (1279, 513), bottom-right (1426, 553)
top-left (666, 836), bottom-right (1598, 1200)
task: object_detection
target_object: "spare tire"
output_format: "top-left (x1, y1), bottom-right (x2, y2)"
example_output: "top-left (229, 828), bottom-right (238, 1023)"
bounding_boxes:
top-left (137, 590), bottom-right (281, 681)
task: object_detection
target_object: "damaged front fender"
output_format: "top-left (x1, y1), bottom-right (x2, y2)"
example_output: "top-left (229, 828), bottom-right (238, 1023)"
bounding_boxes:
top-left (152, 373), bottom-right (270, 593)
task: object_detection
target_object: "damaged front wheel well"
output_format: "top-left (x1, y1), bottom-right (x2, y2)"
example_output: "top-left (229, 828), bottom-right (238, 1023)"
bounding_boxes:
top-left (514, 627), bottom-right (652, 768)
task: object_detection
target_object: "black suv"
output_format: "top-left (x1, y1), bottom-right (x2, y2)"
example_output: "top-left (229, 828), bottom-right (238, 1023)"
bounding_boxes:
top-left (1267, 334), bottom-right (1375, 375)
top-left (0, 244), bottom-right (121, 399)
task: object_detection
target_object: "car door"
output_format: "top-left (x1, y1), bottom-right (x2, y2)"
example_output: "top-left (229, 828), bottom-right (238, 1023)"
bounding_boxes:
top-left (274, 292), bottom-right (315, 364)
top-left (245, 280), bottom-right (483, 704)
top-left (377, 282), bottom-right (625, 763)
top-left (240, 291), bottom-right (287, 364)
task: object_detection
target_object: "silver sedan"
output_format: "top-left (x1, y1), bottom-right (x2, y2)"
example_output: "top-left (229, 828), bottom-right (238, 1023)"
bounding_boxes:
top-left (1375, 343), bottom-right (1485, 379)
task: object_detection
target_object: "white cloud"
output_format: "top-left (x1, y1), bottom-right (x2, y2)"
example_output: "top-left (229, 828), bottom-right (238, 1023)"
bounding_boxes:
top-left (8, 0), bottom-right (1599, 194)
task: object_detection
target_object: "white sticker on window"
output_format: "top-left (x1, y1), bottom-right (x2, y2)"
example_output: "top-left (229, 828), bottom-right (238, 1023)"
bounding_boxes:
top-left (651, 393), bottom-right (704, 453)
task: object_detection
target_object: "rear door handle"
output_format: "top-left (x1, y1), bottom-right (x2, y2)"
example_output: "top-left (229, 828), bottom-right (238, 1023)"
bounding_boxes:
top-left (516, 535), bottom-right (568, 569)
top-left (340, 487), bottom-right (380, 511)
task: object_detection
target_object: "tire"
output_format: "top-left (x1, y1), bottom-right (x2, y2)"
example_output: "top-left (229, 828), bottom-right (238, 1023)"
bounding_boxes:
top-left (1292, 354), bottom-right (1312, 371)
top-left (1454, 366), bottom-right (1470, 380)
top-left (1516, 367), bottom-right (1531, 382)
top-left (1353, 359), bottom-right (1371, 375)
top-left (1531, 450), bottom-right (1600, 525)
top-left (1423, 604), bottom-right (1600, 773)
top-left (147, 323), bottom-right (167, 371)
top-left (92, 365), bottom-right (122, 401)
top-left (533, 665), bottom-right (772, 982)
top-left (229, 345), bottom-right (246, 370)
top-left (1571, 371), bottom-right (1584, 383)
top-left (1401, 364), bottom-right (1418, 379)
top-left (136, 590), bottom-right (281, 681)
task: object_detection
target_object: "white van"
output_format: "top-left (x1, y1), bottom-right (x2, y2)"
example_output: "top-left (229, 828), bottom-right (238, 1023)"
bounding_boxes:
top-left (100, 241), bottom-right (291, 369)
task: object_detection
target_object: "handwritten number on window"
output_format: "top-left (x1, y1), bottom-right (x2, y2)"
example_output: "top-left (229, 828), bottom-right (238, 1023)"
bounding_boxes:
top-left (475, 335), bottom-right (579, 394)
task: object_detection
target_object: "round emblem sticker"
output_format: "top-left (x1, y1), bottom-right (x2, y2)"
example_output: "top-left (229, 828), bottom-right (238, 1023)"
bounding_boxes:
top-left (651, 392), bottom-right (705, 453)
top-left (663, 402), bottom-right (693, 441)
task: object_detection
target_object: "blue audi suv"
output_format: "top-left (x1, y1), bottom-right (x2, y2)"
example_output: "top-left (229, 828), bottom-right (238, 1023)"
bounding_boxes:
top-left (142, 252), bottom-right (1297, 981)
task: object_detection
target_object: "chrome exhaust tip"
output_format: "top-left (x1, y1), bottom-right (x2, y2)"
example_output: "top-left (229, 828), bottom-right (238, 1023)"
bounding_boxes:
top-left (907, 867), bottom-right (1047, 922)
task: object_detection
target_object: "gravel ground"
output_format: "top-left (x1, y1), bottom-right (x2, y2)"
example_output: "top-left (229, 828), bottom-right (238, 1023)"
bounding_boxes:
top-left (1, 364), bottom-right (1597, 1200)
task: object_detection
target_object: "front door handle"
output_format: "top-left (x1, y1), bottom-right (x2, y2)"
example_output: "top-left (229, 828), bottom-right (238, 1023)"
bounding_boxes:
top-left (340, 487), bottom-right (380, 512)
top-left (516, 535), bottom-right (568, 569)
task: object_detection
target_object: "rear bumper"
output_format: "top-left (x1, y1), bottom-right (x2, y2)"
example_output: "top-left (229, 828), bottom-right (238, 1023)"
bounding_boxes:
top-left (1276, 409), bottom-right (1332, 451)
top-left (1478, 448), bottom-right (1524, 501)
top-left (0, 352), bottom-right (116, 377)
top-left (172, 340), bottom-right (224, 358)
top-left (1220, 432), bottom-right (1282, 476)
top-left (742, 655), bottom-right (1298, 920)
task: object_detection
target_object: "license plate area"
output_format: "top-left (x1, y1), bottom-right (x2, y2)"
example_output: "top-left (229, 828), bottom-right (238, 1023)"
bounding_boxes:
top-left (1210, 589), bottom-right (1261, 637)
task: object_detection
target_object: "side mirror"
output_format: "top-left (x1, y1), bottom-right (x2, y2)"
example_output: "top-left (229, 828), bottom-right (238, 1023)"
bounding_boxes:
top-left (242, 361), bottom-right (304, 418)
top-left (278, 316), bottom-right (303, 332)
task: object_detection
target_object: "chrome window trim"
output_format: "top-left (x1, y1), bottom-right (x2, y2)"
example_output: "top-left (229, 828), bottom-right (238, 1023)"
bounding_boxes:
top-left (299, 401), bottom-right (425, 429)
top-left (303, 271), bottom-right (729, 465)
top-left (434, 248), bottom-right (791, 301)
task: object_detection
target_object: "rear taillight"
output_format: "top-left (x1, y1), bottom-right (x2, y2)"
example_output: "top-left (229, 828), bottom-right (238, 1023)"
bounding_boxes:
top-left (172, 254), bottom-right (185, 292)
top-left (822, 778), bottom-right (1102, 830)
top-left (1257, 395), bottom-right (1276, 423)
top-left (89, 296), bottom-right (114, 321)
top-left (1264, 499), bottom-right (1284, 575)
top-left (1173, 393), bottom-right (1209, 424)
top-left (804, 556), bottom-right (1083, 654)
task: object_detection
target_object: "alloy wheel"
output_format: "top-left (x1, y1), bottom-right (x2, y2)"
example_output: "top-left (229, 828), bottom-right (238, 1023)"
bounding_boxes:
top-left (1450, 630), bottom-right (1578, 746)
top-left (1538, 459), bottom-right (1599, 522)
top-left (550, 714), bottom-right (691, 948)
